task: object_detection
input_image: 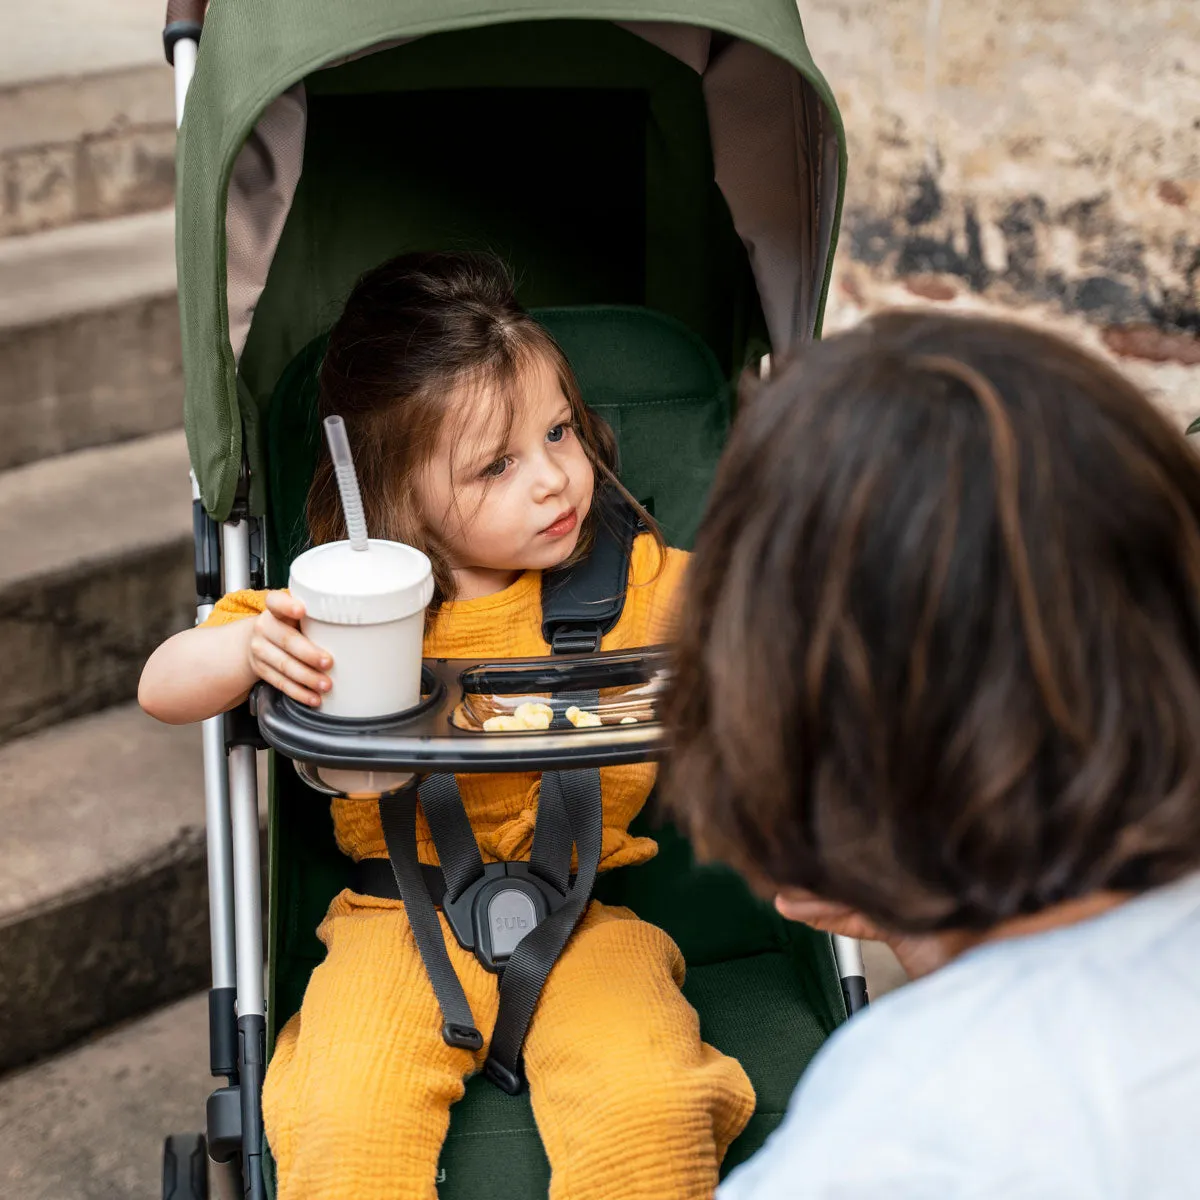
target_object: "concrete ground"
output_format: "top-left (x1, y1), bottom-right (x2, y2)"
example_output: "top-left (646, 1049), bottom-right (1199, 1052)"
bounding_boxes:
top-left (0, 992), bottom-right (211, 1200)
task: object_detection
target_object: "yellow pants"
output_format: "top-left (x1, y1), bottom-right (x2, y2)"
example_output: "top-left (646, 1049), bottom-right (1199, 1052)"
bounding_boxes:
top-left (264, 890), bottom-right (755, 1200)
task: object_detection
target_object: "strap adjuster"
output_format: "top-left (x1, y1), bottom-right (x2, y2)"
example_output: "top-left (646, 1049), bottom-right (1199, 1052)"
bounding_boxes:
top-left (483, 1056), bottom-right (526, 1095)
top-left (549, 626), bottom-right (602, 654)
top-left (442, 1023), bottom-right (484, 1052)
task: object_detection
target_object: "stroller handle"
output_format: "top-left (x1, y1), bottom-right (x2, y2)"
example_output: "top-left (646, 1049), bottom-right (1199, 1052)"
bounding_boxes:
top-left (165, 0), bottom-right (205, 24)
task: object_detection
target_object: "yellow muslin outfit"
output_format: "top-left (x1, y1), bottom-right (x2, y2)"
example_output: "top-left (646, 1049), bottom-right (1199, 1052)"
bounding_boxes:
top-left (202, 534), bottom-right (755, 1200)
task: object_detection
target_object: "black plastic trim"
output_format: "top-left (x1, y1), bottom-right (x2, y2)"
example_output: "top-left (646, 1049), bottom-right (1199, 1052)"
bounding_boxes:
top-left (205, 1086), bottom-right (242, 1165)
top-left (193, 502), bottom-right (222, 607)
top-left (483, 1057), bottom-right (525, 1095)
top-left (163, 20), bottom-right (201, 65)
top-left (237, 1014), bottom-right (266, 1200)
top-left (208, 986), bottom-right (238, 1080)
top-left (275, 666), bottom-right (444, 732)
top-left (841, 975), bottom-right (870, 1016)
top-left (462, 648), bottom-right (660, 695)
top-left (224, 703), bottom-right (267, 751)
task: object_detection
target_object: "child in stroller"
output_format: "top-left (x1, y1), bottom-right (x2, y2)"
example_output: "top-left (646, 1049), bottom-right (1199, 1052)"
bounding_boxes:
top-left (141, 250), bottom-right (755, 1200)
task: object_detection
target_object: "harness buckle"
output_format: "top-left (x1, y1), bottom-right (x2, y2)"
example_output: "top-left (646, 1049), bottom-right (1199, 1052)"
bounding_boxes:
top-left (441, 862), bottom-right (567, 974)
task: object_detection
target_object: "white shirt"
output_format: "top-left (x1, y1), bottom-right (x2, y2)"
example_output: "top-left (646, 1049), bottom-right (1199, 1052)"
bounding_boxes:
top-left (720, 873), bottom-right (1200, 1199)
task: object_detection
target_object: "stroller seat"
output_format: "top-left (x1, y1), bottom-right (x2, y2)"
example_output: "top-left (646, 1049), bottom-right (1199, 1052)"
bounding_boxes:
top-left (263, 304), bottom-right (846, 1196)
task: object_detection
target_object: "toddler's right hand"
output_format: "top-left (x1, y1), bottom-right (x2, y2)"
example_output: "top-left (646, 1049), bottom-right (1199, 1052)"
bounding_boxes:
top-left (247, 591), bottom-right (333, 707)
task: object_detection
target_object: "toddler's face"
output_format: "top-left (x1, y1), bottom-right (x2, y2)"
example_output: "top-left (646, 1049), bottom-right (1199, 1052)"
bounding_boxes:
top-left (418, 354), bottom-right (594, 596)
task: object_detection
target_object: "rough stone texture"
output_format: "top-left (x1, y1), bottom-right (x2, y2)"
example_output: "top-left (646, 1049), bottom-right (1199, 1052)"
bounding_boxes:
top-left (0, 1), bottom-right (164, 89)
top-left (0, 704), bottom-right (206, 1073)
top-left (0, 66), bottom-right (175, 237)
top-left (0, 293), bottom-right (183, 470)
top-left (0, 207), bottom-right (181, 470)
top-left (0, 991), bottom-right (213, 1200)
top-left (802, 0), bottom-right (1199, 415)
top-left (825, 258), bottom-right (1200, 431)
top-left (2, 122), bottom-right (176, 238)
top-left (0, 539), bottom-right (193, 740)
top-left (0, 430), bottom-right (194, 744)
top-left (0, 826), bottom-right (212, 1075)
top-left (0, 698), bottom-right (271, 1072)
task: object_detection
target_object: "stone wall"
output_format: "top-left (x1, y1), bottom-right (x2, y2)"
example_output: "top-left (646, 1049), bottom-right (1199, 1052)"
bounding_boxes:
top-left (802, 0), bottom-right (1199, 424)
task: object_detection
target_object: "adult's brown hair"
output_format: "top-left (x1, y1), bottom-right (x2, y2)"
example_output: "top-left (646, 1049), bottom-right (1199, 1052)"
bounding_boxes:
top-left (664, 310), bottom-right (1200, 933)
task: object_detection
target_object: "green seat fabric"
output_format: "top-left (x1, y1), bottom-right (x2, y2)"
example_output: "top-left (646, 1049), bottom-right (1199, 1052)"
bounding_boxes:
top-left (263, 305), bottom-right (845, 1198)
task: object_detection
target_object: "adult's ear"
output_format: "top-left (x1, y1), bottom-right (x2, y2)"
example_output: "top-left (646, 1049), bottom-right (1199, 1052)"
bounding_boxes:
top-left (774, 889), bottom-right (889, 942)
top-left (776, 888), bottom-right (958, 981)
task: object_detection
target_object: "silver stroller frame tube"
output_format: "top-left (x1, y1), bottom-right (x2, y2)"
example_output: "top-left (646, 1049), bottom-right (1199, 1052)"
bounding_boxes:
top-left (193, 471), bottom-right (238, 1008)
top-left (833, 934), bottom-right (869, 1016)
top-left (173, 24), bottom-right (266, 1199)
top-left (221, 519), bottom-right (269, 1200)
top-left (220, 518), bottom-right (266, 1023)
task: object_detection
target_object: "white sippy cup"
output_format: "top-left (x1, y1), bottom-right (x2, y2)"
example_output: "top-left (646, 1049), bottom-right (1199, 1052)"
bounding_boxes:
top-left (286, 417), bottom-right (434, 795)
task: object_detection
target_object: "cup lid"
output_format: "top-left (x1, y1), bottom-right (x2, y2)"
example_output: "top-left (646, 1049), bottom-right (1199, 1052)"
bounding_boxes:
top-left (289, 540), bottom-right (434, 625)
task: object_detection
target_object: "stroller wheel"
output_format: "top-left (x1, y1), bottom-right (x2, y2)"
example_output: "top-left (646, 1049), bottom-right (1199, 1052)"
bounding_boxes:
top-left (163, 1133), bottom-right (208, 1199)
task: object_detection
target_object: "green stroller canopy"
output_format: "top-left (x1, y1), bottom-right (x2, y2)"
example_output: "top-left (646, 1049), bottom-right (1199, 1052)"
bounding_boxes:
top-left (175, 0), bottom-right (846, 521)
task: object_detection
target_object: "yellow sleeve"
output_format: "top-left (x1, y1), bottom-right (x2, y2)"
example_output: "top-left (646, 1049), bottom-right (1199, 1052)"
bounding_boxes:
top-left (617, 534), bottom-right (691, 645)
top-left (200, 589), bottom-right (271, 628)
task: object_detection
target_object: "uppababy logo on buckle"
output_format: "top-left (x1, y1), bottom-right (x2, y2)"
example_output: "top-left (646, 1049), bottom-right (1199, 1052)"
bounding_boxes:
top-left (487, 888), bottom-right (540, 957)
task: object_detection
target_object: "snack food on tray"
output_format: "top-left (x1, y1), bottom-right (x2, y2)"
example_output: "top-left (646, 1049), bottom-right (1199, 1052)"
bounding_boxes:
top-left (482, 701), bottom-right (554, 732)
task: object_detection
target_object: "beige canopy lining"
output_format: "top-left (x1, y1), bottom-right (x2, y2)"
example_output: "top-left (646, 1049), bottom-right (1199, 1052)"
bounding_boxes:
top-left (224, 22), bottom-right (840, 363)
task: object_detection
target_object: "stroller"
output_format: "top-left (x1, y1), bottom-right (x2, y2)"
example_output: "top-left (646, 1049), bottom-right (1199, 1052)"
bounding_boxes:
top-left (159, 1), bottom-right (856, 1197)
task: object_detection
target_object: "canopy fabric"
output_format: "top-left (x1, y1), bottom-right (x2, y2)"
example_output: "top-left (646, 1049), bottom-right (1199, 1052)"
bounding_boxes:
top-left (176, 0), bottom-right (846, 520)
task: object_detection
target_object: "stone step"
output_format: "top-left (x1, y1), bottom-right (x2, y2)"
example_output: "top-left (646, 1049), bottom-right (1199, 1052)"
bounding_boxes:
top-left (0, 991), bottom-right (212, 1200)
top-left (0, 427), bottom-right (194, 745)
top-left (0, 0), bottom-right (163, 91)
top-left (0, 703), bottom-right (210, 1073)
top-left (0, 207), bottom-right (181, 473)
top-left (0, 65), bottom-right (176, 238)
top-left (1, 0), bottom-right (174, 238)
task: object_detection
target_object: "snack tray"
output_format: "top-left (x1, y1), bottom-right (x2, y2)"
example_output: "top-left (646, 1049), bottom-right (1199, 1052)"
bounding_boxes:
top-left (253, 646), bottom-right (670, 774)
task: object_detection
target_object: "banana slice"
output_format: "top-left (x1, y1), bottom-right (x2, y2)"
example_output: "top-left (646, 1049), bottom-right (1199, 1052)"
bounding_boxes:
top-left (483, 715), bottom-right (527, 732)
top-left (565, 705), bottom-right (602, 728)
top-left (513, 702), bottom-right (554, 729)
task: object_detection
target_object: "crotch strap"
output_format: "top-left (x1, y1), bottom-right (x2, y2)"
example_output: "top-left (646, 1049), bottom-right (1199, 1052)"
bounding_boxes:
top-left (376, 710), bottom-right (603, 1093)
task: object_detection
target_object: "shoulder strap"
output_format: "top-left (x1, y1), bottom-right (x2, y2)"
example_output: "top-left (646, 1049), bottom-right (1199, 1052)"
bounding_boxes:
top-left (540, 487), bottom-right (642, 654)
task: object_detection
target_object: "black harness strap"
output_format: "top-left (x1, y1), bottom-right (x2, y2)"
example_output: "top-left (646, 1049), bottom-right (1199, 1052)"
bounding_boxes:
top-left (541, 490), bottom-right (642, 653)
top-left (419, 772), bottom-right (485, 903)
top-left (378, 786), bottom-right (483, 1052)
top-left (483, 763), bottom-right (604, 1093)
top-left (524, 692), bottom-right (597, 898)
